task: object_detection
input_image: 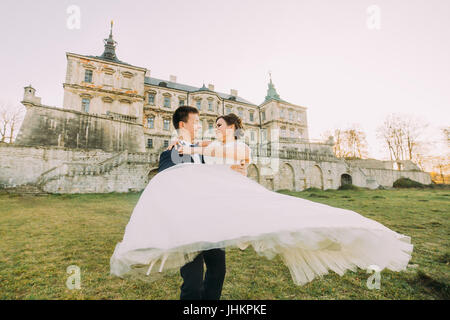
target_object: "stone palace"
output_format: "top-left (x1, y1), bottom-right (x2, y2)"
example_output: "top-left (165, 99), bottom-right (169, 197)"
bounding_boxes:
top-left (0, 25), bottom-right (431, 194)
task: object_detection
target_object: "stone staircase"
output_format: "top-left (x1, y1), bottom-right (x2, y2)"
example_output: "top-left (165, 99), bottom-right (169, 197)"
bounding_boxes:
top-left (1, 183), bottom-right (49, 196)
top-left (34, 150), bottom-right (158, 190)
top-left (35, 150), bottom-right (130, 188)
top-left (1, 150), bottom-right (159, 195)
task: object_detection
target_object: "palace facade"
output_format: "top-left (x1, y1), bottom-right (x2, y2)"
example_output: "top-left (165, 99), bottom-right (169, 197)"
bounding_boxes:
top-left (1, 25), bottom-right (430, 194)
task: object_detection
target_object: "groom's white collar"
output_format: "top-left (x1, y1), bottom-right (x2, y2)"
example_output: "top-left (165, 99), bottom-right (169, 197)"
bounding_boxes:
top-left (179, 140), bottom-right (196, 146)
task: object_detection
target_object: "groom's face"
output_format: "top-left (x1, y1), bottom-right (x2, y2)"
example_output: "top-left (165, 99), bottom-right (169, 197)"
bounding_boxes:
top-left (180, 112), bottom-right (200, 142)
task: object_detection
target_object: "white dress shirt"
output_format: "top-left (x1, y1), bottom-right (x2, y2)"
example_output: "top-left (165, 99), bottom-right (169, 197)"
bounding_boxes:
top-left (178, 140), bottom-right (201, 164)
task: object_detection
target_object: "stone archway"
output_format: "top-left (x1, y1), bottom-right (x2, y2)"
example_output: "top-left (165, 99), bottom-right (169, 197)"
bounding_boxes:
top-left (279, 163), bottom-right (295, 190)
top-left (247, 164), bottom-right (260, 183)
top-left (341, 173), bottom-right (352, 186)
top-left (306, 165), bottom-right (323, 189)
top-left (264, 178), bottom-right (274, 191)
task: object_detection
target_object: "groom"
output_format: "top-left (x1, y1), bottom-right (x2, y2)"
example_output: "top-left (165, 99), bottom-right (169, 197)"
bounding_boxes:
top-left (158, 106), bottom-right (226, 300)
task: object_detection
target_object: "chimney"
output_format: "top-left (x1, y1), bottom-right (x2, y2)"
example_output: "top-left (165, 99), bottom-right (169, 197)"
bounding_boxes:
top-left (208, 84), bottom-right (215, 91)
top-left (169, 75), bottom-right (177, 83)
top-left (230, 89), bottom-right (238, 97)
top-left (145, 69), bottom-right (151, 78)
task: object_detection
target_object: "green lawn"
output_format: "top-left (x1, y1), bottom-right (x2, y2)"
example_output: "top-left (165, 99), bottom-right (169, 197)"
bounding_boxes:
top-left (0, 188), bottom-right (448, 300)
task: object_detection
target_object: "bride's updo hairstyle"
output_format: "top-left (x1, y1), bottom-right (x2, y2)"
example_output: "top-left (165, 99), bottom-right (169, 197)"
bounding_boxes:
top-left (216, 113), bottom-right (244, 140)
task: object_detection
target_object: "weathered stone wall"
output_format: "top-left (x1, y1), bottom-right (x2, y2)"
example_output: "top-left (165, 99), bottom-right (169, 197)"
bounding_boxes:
top-left (0, 144), bottom-right (114, 187)
top-left (14, 103), bottom-right (146, 153)
top-left (0, 144), bottom-right (159, 193)
top-left (358, 167), bottom-right (431, 186)
top-left (42, 162), bottom-right (155, 194)
top-left (249, 154), bottom-right (431, 192)
top-left (0, 143), bottom-right (432, 194)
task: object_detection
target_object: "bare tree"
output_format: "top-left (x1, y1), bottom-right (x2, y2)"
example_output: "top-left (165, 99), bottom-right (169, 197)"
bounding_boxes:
top-left (322, 125), bottom-right (369, 159)
top-left (376, 113), bottom-right (428, 168)
top-left (0, 101), bottom-right (26, 143)
top-left (443, 126), bottom-right (450, 148)
top-left (344, 126), bottom-right (369, 159)
top-left (424, 154), bottom-right (450, 184)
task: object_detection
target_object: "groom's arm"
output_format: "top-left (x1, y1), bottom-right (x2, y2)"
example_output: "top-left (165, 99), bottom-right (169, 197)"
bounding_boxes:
top-left (158, 149), bottom-right (193, 172)
top-left (158, 150), bottom-right (176, 173)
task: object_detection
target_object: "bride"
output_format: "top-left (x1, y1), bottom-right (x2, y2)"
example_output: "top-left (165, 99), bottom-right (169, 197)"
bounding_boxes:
top-left (110, 113), bottom-right (413, 287)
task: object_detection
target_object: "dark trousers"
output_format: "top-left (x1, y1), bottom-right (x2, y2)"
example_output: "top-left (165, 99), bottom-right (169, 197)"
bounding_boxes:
top-left (180, 248), bottom-right (226, 300)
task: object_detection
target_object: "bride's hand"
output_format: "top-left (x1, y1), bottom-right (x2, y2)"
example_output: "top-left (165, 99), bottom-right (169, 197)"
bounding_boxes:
top-left (230, 160), bottom-right (247, 176)
top-left (198, 140), bottom-right (212, 147)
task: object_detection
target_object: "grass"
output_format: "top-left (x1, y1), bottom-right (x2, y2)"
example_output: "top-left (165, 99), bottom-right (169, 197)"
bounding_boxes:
top-left (0, 188), bottom-right (449, 300)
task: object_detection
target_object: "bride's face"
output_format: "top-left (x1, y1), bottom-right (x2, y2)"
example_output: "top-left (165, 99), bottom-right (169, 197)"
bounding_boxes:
top-left (215, 118), bottom-right (235, 141)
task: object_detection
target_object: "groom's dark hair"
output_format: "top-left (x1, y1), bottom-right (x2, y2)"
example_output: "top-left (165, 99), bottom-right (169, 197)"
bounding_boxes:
top-left (173, 106), bottom-right (199, 129)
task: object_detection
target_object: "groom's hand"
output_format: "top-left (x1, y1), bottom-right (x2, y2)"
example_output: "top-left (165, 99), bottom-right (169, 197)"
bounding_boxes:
top-left (177, 145), bottom-right (192, 155)
top-left (167, 138), bottom-right (182, 150)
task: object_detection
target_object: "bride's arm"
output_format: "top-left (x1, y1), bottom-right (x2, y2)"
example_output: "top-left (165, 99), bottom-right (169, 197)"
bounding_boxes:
top-left (178, 143), bottom-right (216, 157)
top-left (212, 143), bottom-right (251, 163)
top-left (179, 142), bottom-right (250, 163)
top-left (166, 139), bottom-right (212, 150)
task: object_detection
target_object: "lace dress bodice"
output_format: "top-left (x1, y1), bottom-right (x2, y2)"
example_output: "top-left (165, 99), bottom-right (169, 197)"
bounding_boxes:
top-left (203, 140), bottom-right (250, 165)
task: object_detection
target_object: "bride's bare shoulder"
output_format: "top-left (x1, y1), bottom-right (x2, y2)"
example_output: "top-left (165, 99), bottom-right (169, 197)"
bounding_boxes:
top-left (236, 140), bottom-right (250, 149)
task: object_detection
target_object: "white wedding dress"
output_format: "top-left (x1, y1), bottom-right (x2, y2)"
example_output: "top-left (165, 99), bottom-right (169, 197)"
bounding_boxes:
top-left (110, 140), bottom-right (413, 285)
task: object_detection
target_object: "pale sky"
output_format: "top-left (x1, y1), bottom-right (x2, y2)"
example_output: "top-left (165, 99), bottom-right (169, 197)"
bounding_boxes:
top-left (0, 0), bottom-right (449, 159)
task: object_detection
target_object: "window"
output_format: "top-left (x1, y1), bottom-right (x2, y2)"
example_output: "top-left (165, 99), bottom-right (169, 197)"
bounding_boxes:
top-left (196, 100), bottom-right (202, 110)
top-left (208, 122), bottom-right (214, 130)
top-left (104, 73), bottom-right (113, 86)
top-left (208, 100), bottom-right (213, 111)
top-left (147, 139), bottom-right (153, 148)
top-left (163, 97), bottom-right (171, 108)
top-left (298, 113), bottom-right (302, 122)
top-left (84, 70), bottom-right (93, 83)
top-left (262, 129), bottom-right (267, 142)
top-left (249, 111), bottom-right (254, 122)
top-left (163, 119), bottom-right (170, 131)
top-left (250, 131), bottom-right (255, 141)
top-left (163, 140), bottom-right (169, 148)
top-left (148, 93), bottom-right (155, 105)
top-left (281, 127), bottom-right (286, 137)
top-left (290, 129), bottom-right (295, 137)
top-left (262, 111), bottom-right (266, 121)
top-left (82, 98), bottom-right (90, 113)
top-left (238, 108), bottom-right (243, 118)
top-left (280, 109), bottom-right (285, 118)
top-left (289, 110), bottom-right (293, 120)
top-left (179, 99), bottom-right (185, 106)
top-left (147, 117), bottom-right (154, 129)
top-left (226, 106), bottom-right (232, 115)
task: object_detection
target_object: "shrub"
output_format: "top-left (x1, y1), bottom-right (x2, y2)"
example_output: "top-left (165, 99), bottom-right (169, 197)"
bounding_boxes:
top-left (303, 187), bottom-right (322, 193)
top-left (393, 178), bottom-right (426, 189)
top-left (338, 184), bottom-right (360, 191)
